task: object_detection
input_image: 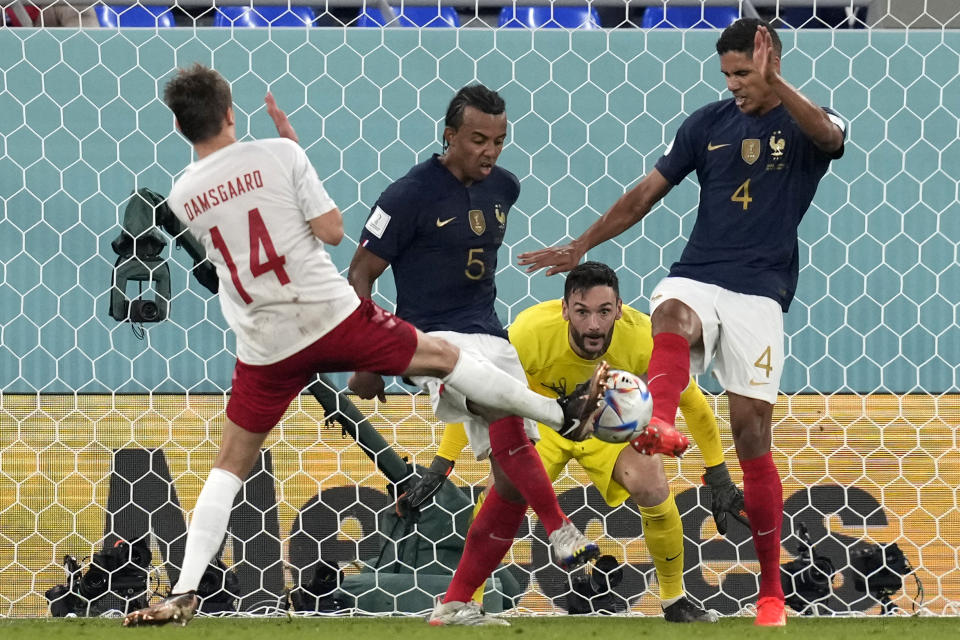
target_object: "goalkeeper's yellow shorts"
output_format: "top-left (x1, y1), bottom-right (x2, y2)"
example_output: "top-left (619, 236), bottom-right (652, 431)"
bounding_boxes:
top-left (535, 426), bottom-right (632, 508)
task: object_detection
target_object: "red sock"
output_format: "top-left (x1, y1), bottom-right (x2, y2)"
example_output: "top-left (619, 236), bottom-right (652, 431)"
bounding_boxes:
top-left (648, 332), bottom-right (690, 426)
top-left (741, 452), bottom-right (784, 600)
top-left (489, 416), bottom-right (566, 534)
top-left (443, 487), bottom-right (526, 603)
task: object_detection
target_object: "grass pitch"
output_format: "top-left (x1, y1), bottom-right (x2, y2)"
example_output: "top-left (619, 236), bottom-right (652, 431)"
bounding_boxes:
top-left (1, 616), bottom-right (957, 640)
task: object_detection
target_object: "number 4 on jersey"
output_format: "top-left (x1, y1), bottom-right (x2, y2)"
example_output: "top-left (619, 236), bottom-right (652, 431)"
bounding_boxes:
top-left (210, 208), bottom-right (290, 305)
top-left (731, 179), bottom-right (752, 211)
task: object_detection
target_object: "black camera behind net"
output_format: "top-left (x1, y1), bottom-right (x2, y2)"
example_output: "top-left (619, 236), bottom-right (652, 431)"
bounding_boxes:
top-left (780, 523), bottom-right (836, 614)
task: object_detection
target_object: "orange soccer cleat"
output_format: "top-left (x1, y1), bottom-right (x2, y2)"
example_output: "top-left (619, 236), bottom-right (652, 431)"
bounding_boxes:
top-left (754, 596), bottom-right (787, 627)
top-left (630, 417), bottom-right (690, 457)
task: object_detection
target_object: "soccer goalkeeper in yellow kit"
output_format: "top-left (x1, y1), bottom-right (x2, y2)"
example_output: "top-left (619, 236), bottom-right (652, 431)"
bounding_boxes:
top-left (402, 262), bottom-right (748, 621)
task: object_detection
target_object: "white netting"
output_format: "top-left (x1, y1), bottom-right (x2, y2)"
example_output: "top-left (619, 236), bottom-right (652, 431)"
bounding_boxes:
top-left (1, 0), bottom-right (959, 619)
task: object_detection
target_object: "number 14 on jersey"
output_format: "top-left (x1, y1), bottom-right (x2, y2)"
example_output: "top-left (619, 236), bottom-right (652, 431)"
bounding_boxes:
top-left (210, 208), bottom-right (290, 304)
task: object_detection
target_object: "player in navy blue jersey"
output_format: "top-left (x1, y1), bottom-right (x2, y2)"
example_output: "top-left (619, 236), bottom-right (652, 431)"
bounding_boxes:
top-left (352, 128), bottom-right (516, 338)
top-left (348, 84), bottom-right (602, 626)
top-left (518, 20), bottom-right (846, 627)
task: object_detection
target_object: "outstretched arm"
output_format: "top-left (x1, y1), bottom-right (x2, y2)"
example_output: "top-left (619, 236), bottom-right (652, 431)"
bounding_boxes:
top-left (755, 26), bottom-right (843, 154)
top-left (266, 93), bottom-right (344, 244)
top-left (518, 169), bottom-right (673, 276)
top-left (265, 92), bottom-right (299, 143)
top-left (348, 246), bottom-right (390, 300)
top-left (309, 208), bottom-right (344, 246)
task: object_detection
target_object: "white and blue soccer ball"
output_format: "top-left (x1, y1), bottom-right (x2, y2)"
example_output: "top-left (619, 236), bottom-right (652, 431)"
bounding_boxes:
top-left (592, 369), bottom-right (653, 444)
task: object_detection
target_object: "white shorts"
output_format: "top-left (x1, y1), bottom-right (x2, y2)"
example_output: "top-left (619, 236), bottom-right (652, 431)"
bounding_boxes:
top-left (408, 331), bottom-right (540, 461)
top-left (650, 277), bottom-right (783, 404)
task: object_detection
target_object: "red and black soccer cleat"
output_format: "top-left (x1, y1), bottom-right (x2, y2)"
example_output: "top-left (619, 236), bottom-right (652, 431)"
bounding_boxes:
top-left (630, 417), bottom-right (690, 457)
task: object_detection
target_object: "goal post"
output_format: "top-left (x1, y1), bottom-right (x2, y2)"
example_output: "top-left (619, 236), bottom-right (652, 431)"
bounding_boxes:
top-left (1, 3), bottom-right (958, 618)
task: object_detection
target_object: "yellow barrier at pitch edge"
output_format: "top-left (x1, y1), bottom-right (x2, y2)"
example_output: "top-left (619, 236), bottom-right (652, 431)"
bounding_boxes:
top-left (0, 393), bottom-right (957, 616)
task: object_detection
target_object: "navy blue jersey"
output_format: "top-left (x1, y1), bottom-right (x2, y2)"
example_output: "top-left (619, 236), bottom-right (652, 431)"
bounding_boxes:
top-left (655, 99), bottom-right (846, 311)
top-left (359, 154), bottom-right (520, 338)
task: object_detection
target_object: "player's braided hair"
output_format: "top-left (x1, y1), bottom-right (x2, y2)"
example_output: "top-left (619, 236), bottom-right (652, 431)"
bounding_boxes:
top-left (164, 63), bottom-right (233, 145)
top-left (443, 83), bottom-right (506, 149)
top-left (564, 261), bottom-right (620, 301)
top-left (716, 17), bottom-right (782, 58)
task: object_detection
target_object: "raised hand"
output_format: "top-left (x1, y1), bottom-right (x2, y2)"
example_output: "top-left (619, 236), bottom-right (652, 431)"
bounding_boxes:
top-left (517, 243), bottom-right (584, 276)
top-left (265, 91), bottom-right (299, 143)
top-left (753, 25), bottom-right (779, 86)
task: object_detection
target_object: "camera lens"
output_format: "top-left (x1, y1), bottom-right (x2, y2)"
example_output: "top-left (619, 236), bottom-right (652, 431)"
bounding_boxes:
top-left (138, 301), bottom-right (159, 322)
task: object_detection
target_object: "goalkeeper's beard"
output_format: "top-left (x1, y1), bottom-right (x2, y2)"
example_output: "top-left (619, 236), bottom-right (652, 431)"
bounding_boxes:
top-left (570, 326), bottom-right (614, 361)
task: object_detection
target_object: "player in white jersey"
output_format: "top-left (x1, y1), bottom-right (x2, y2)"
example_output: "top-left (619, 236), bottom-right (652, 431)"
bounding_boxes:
top-left (168, 136), bottom-right (359, 366)
top-left (123, 64), bottom-right (608, 627)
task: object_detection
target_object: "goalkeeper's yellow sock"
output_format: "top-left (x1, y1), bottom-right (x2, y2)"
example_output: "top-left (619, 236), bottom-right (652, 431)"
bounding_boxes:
top-left (436, 422), bottom-right (470, 463)
top-left (637, 494), bottom-right (684, 602)
top-left (681, 384), bottom-right (725, 468)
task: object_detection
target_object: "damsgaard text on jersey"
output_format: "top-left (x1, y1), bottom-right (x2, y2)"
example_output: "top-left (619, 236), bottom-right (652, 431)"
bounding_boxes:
top-left (183, 170), bottom-right (264, 220)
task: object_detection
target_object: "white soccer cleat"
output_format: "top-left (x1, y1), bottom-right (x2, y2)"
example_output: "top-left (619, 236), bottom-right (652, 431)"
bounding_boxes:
top-left (428, 599), bottom-right (510, 626)
top-left (548, 520), bottom-right (600, 569)
top-left (122, 592), bottom-right (198, 627)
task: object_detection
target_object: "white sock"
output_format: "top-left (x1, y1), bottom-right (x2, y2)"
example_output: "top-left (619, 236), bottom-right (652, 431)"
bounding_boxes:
top-left (172, 467), bottom-right (243, 594)
top-left (443, 351), bottom-right (563, 429)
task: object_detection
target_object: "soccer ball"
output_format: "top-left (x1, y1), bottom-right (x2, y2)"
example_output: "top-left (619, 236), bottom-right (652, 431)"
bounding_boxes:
top-left (592, 369), bottom-right (653, 444)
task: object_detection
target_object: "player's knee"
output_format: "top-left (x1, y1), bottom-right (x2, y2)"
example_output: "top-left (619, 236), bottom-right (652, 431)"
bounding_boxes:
top-left (651, 299), bottom-right (700, 342)
top-left (730, 398), bottom-right (773, 458)
top-left (414, 333), bottom-right (460, 377)
top-left (630, 478), bottom-right (669, 508)
top-left (619, 457), bottom-right (670, 507)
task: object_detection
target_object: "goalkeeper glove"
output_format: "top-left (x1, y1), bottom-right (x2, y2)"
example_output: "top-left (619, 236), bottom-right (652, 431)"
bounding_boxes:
top-left (702, 461), bottom-right (750, 536)
top-left (396, 455), bottom-right (454, 519)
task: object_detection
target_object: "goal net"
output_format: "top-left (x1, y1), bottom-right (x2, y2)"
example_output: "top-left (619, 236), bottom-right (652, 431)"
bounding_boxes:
top-left (1, 0), bottom-right (958, 619)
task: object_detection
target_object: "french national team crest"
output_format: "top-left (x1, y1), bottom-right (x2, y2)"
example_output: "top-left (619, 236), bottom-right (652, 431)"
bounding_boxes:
top-left (741, 139), bottom-right (761, 165)
top-left (468, 209), bottom-right (486, 235)
top-left (769, 131), bottom-right (786, 158)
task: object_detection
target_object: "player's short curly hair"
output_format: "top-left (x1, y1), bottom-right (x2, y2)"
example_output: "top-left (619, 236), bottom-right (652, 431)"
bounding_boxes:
top-left (716, 18), bottom-right (782, 58)
top-left (564, 261), bottom-right (620, 301)
top-left (444, 84), bottom-right (506, 132)
top-left (164, 63), bottom-right (233, 144)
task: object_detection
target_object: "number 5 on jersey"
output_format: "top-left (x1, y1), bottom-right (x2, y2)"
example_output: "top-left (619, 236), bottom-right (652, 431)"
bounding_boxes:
top-left (210, 208), bottom-right (290, 304)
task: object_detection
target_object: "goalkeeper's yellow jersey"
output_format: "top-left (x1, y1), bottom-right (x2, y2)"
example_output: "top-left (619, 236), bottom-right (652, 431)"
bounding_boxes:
top-left (508, 299), bottom-right (724, 470)
top-left (509, 299), bottom-right (654, 398)
top-left (435, 299), bottom-right (725, 498)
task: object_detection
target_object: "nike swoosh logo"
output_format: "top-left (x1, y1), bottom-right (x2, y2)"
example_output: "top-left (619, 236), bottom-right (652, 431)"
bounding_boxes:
top-left (665, 553), bottom-right (681, 562)
top-left (757, 527), bottom-right (776, 536)
top-left (507, 444), bottom-right (528, 456)
top-left (749, 379), bottom-right (768, 386)
top-left (436, 217), bottom-right (456, 227)
top-left (707, 143), bottom-right (730, 151)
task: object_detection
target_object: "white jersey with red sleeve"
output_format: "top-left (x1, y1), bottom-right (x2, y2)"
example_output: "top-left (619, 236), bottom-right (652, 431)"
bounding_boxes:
top-left (168, 138), bottom-right (360, 365)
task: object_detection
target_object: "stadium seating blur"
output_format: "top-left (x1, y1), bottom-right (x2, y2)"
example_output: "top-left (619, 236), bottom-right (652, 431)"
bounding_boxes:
top-left (213, 6), bottom-right (317, 27)
top-left (356, 6), bottom-right (460, 27)
top-left (498, 6), bottom-right (601, 29)
top-left (776, 7), bottom-right (867, 28)
top-left (641, 5), bottom-right (739, 29)
top-left (96, 4), bottom-right (175, 27)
